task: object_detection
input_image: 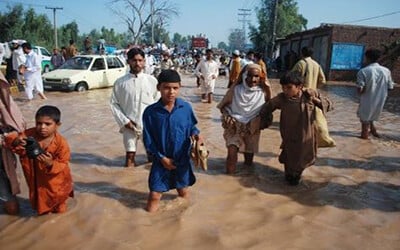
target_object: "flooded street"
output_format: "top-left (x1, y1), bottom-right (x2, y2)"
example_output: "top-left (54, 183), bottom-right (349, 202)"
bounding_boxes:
top-left (1, 73), bottom-right (399, 250)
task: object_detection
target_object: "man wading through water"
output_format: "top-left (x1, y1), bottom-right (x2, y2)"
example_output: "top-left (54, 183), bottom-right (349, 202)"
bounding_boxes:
top-left (110, 48), bottom-right (160, 167)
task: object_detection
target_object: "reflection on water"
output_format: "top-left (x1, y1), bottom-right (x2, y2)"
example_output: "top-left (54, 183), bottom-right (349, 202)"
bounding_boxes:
top-left (1, 76), bottom-right (399, 249)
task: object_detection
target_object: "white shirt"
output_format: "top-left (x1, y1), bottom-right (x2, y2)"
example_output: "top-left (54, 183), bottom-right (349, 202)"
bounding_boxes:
top-left (12, 47), bottom-right (26, 71)
top-left (23, 50), bottom-right (42, 80)
top-left (110, 72), bottom-right (160, 132)
top-left (195, 59), bottom-right (219, 82)
top-left (145, 54), bottom-right (155, 75)
top-left (356, 62), bottom-right (395, 121)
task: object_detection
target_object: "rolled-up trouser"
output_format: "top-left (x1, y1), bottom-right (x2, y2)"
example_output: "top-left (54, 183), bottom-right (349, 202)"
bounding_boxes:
top-left (200, 79), bottom-right (216, 95)
top-left (122, 127), bottom-right (142, 152)
top-left (24, 76), bottom-right (44, 100)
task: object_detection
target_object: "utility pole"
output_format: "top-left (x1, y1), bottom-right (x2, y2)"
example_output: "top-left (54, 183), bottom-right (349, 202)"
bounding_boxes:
top-left (270, 0), bottom-right (279, 58)
top-left (238, 8), bottom-right (251, 47)
top-left (46, 6), bottom-right (63, 49)
top-left (150, 0), bottom-right (155, 45)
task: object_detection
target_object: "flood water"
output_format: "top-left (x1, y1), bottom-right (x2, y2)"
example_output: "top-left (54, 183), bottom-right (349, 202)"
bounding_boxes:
top-left (1, 74), bottom-right (399, 250)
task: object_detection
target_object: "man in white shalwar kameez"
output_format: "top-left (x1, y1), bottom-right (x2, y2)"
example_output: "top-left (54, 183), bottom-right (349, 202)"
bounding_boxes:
top-left (356, 48), bottom-right (395, 139)
top-left (110, 48), bottom-right (160, 167)
top-left (21, 42), bottom-right (47, 100)
top-left (195, 49), bottom-right (219, 103)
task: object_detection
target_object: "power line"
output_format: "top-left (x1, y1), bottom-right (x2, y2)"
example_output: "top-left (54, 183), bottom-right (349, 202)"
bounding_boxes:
top-left (238, 8), bottom-right (251, 45)
top-left (342, 10), bottom-right (400, 24)
top-left (46, 6), bottom-right (63, 49)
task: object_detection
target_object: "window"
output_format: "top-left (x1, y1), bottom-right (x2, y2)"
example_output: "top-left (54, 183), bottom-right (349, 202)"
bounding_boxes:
top-left (92, 58), bottom-right (106, 70)
top-left (107, 57), bottom-right (124, 69)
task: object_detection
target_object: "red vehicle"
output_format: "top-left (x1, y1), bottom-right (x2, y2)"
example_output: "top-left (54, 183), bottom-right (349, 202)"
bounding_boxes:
top-left (191, 36), bottom-right (208, 51)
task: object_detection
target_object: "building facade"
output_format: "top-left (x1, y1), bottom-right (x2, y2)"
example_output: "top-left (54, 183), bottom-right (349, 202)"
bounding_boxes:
top-left (276, 24), bottom-right (400, 82)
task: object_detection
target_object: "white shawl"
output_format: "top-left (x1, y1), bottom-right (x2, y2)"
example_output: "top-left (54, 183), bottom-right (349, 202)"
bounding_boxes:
top-left (226, 71), bottom-right (265, 124)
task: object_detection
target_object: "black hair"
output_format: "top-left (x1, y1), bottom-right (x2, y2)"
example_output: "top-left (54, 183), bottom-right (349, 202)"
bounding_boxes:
top-left (127, 47), bottom-right (145, 59)
top-left (35, 105), bottom-right (61, 123)
top-left (157, 69), bottom-right (181, 86)
top-left (301, 46), bottom-right (314, 57)
top-left (21, 42), bottom-right (32, 50)
top-left (247, 50), bottom-right (255, 56)
top-left (365, 49), bottom-right (381, 62)
top-left (254, 52), bottom-right (263, 60)
top-left (205, 49), bottom-right (213, 54)
top-left (280, 71), bottom-right (304, 86)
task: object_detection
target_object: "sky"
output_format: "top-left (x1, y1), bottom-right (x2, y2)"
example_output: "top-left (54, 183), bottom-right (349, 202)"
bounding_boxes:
top-left (1, 0), bottom-right (399, 46)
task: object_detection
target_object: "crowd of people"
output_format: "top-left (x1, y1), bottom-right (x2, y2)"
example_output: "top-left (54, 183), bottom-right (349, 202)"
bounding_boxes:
top-left (0, 43), bottom-right (394, 215)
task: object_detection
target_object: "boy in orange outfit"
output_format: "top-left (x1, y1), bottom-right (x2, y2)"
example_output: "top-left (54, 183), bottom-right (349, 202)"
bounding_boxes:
top-left (5, 105), bottom-right (73, 215)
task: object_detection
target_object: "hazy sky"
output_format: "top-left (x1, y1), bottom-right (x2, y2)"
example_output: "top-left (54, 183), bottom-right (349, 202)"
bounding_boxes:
top-left (1, 0), bottom-right (399, 46)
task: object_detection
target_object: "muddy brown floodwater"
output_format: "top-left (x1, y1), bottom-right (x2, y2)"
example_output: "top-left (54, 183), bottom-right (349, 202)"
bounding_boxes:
top-left (1, 73), bottom-right (399, 250)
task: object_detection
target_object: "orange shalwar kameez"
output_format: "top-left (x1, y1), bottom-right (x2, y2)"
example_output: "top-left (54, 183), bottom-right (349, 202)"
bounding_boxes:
top-left (6, 128), bottom-right (73, 215)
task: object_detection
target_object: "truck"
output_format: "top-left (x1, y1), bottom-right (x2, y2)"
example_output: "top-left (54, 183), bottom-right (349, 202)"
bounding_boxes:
top-left (191, 36), bottom-right (209, 52)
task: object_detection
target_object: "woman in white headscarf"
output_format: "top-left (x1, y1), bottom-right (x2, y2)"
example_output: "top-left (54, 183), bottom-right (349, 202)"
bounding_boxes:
top-left (217, 64), bottom-right (272, 174)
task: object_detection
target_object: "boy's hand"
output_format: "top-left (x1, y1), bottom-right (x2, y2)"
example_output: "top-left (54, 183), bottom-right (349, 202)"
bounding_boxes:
top-left (311, 96), bottom-right (322, 106)
top-left (37, 152), bottom-right (53, 168)
top-left (12, 134), bottom-right (27, 147)
top-left (160, 157), bottom-right (176, 170)
top-left (192, 134), bottom-right (204, 146)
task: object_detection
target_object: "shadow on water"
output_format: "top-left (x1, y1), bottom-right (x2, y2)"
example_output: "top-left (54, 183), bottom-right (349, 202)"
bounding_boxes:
top-left (70, 152), bottom-right (124, 167)
top-left (316, 156), bottom-right (400, 172)
top-left (74, 181), bottom-right (176, 210)
top-left (70, 152), bottom-right (151, 167)
top-left (329, 130), bottom-right (400, 142)
top-left (236, 163), bottom-right (400, 212)
top-left (200, 136), bottom-right (400, 213)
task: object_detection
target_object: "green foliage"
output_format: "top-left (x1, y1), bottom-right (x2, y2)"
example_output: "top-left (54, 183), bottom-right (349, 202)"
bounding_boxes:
top-left (218, 42), bottom-right (229, 51)
top-left (140, 23), bottom-right (171, 46)
top-left (249, 0), bottom-right (307, 56)
top-left (0, 5), bottom-right (53, 49)
top-left (0, 4), bottom-right (24, 40)
top-left (228, 29), bottom-right (246, 52)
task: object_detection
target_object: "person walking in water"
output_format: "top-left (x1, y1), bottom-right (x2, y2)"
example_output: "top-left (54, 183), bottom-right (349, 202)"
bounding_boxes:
top-left (356, 48), bottom-right (395, 139)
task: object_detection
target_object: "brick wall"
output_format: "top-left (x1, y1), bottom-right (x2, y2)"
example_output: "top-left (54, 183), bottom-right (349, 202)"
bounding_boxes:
top-left (330, 25), bottom-right (400, 83)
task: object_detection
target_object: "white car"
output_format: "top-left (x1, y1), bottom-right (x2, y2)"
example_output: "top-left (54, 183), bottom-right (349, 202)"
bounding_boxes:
top-left (32, 46), bottom-right (53, 73)
top-left (43, 55), bottom-right (128, 91)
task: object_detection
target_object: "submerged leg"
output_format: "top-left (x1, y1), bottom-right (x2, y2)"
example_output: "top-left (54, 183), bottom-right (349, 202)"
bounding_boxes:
top-left (146, 191), bottom-right (162, 213)
top-left (226, 145), bottom-right (238, 174)
top-left (244, 152), bottom-right (254, 166)
top-left (360, 123), bottom-right (369, 139)
top-left (125, 151), bottom-right (136, 167)
top-left (370, 122), bottom-right (380, 138)
top-left (4, 199), bottom-right (19, 215)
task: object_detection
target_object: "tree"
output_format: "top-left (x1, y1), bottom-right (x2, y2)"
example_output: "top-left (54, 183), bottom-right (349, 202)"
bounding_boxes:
top-left (0, 4), bottom-right (24, 41)
top-left (217, 42), bottom-right (229, 52)
top-left (22, 8), bottom-right (53, 47)
top-left (141, 23), bottom-right (170, 46)
top-left (109, 0), bottom-right (179, 44)
top-left (249, 0), bottom-right (307, 56)
top-left (228, 29), bottom-right (246, 52)
top-left (58, 21), bottom-right (79, 49)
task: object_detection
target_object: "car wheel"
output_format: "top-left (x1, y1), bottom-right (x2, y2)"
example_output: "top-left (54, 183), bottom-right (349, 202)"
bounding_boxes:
top-left (76, 82), bottom-right (88, 92)
top-left (44, 65), bottom-right (50, 73)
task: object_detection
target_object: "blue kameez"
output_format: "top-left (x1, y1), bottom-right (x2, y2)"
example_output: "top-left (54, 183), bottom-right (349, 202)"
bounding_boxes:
top-left (143, 98), bottom-right (200, 192)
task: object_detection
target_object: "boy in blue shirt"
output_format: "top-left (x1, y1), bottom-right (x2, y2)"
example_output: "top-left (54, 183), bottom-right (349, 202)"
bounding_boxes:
top-left (143, 69), bottom-right (203, 212)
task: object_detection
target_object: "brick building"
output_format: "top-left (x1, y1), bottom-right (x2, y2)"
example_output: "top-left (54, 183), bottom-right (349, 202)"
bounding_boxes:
top-left (276, 23), bottom-right (400, 82)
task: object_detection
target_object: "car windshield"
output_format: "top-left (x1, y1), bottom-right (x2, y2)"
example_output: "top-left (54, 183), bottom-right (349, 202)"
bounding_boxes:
top-left (59, 57), bottom-right (93, 70)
